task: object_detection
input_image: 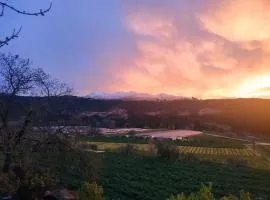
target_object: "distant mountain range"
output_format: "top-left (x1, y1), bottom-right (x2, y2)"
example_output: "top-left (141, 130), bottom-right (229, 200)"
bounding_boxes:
top-left (86, 92), bottom-right (188, 101)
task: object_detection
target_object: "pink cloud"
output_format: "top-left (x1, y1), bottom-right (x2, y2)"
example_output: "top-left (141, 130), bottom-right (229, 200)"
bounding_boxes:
top-left (98, 0), bottom-right (270, 98)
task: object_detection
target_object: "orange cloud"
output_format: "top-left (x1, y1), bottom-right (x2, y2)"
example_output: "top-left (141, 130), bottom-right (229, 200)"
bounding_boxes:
top-left (199, 0), bottom-right (270, 42)
top-left (100, 0), bottom-right (270, 98)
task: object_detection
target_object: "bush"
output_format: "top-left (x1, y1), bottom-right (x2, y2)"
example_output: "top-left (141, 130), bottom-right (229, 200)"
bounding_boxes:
top-left (119, 144), bottom-right (138, 156)
top-left (88, 127), bottom-right (101, 136)
top-left (156, 142), bottom-right (179, 160)
top-left (179, 153), bottom-right (199, 162)
top-left (89, 144), bottom-right (98, 151)
top-left (0, 172), bottom-right (18, 197)
top-left (127, 130), bottom-right (137, 136)
top-left (0, 167), bottom-right (57, 199)
top-left (226, 158), bottom-right (247, 167)
top-left (79, 143), bottom-right (98, 151)
top-left (168, 184), bottom-right (214, 200)
top-left (167, 184), bottom-right (252, 200)
top-left (147, 140), bottom-right (157, 156)
top-left (78, 182), bottom-right (103, 200)
top-left (28, 135), bottom-right (103, 189)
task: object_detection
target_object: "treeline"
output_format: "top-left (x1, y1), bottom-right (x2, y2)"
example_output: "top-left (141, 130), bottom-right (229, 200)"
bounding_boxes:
top-left (3, 95), bottom-right (270, 137)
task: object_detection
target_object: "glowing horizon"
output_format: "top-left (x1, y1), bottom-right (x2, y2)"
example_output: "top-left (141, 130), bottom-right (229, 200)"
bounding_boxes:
top-left (99, 0), bottom-right (270, 99)
top-left (3, 0), bottom-right (270, 99)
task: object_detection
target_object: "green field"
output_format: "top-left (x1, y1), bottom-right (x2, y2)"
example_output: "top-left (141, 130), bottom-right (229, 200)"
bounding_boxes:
top-left (81, 141), bottom-right (256, 157)
top-left (2, 134), bottom-right (270, 199)
top-left (80, 140), bottom-right (270, 170)
top-left (176, 134), bottom-right (246, 148)
top-left (100, 152), bottom-right (270, 200)
top-left (179, 146), bottom-right (256, 156)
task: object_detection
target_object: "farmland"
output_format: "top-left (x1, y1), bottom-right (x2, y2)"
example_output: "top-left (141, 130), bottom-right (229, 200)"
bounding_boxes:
top-left (81, 141), bottom-right (255, 157)
top-left (100, 152), bottom-right (270, 200)
top-left (80, 136), bottom-right (270, 170)
top-left (12, 133), bottom-right (269, 199)
top-left (179, 146), bottom-right (256, 156)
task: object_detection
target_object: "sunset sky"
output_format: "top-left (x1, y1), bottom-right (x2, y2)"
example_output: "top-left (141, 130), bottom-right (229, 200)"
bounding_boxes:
top-left (2, 0), bottom-right (270, 98)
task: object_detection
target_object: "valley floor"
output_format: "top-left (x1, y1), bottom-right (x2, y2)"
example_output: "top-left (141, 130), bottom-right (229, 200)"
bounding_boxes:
top-left (100, 152), bottom-right (270, 200)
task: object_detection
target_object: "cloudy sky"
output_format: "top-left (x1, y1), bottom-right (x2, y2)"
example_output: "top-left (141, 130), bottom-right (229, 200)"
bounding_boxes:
top-left (2, 0), bottom-right (270, 98)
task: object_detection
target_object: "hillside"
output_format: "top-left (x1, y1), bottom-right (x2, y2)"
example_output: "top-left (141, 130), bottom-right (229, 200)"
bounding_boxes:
top-left (3, 96), bottom-right (270, 138)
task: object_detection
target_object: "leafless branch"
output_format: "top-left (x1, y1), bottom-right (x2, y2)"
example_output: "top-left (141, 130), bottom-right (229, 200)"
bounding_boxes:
top-left (0, 2), bottom-right (52, 16)
top-left (14, 110), bottom-right (33, 148)
top-left (0, 3), bottom-right (4, 16)
top-left (0, 2), bottom-right (52, 48)
top-left (0, 27), bottom-right (22, 48)
top-left (0, 53), bottom-right (72, 172)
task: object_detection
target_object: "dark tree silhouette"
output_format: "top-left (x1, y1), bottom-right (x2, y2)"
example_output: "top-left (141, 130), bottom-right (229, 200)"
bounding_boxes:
top-left (0, 1), bottom-right (52, 48)
top-left (0, 53), bottom-right (72, 173)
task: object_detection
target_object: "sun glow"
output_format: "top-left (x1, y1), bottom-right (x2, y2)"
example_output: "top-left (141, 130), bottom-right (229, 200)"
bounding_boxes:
top-left (236, 75), bottom-right (270, 98)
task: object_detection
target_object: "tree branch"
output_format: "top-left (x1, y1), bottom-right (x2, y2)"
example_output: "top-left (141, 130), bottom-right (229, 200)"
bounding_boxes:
top-left (0, 27), bottom-right (22, 48)
top-left (0, 4), bottom-right (4, 16)
top-left (0, 2), bottom-right (52, 48)
top-left (0, 2), bottom-right (52, 16)
top-left (14, 110), bottom-right (33, 148)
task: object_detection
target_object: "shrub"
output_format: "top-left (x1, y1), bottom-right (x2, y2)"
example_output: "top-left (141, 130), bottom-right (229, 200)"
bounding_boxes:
top-left (88, 128), bottom-right (101, 136)
top-left (78, 182), bottom-right (103, 200)
top-left (168, 184), bottom-right (252, 200)
top-left (226, 158), bottom-right (247, 167)
top-left (119, 144), bottom-right (138, 156)
top-left (79, 143), bottom-right (98, 151)
top-left (147, 140), bottom-right (157, 156)
top-left (168, 184), bottom-right (214, 200)
top-left (127, 130), bottom-right (137, 136)
top-left (89, 144), bottom-right (98, 151)
top-left (156, 142), bottom-right (179, 160)
top-left (220, 191), bottom-right (252, 200)
top-left (0, 167), bottom-right (57, 199)
top-left (0, 172), bottom-right (18, 197)
top-left (179, 153), bottom-right (199, 162)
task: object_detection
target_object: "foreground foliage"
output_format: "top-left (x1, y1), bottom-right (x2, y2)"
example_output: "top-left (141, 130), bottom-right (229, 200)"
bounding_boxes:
top-left (0, 167), bottom-right (57, 199)
top-left (168, 184), bottom-right (251, 200)
top-left (78, 182), bottom-right (103, 200)
top-left (156, 142), bottom-right (179, 160)
top-left (119, 144), bottom-right (138, 156)
top-left (100, 152), bottom-right (270, 200)
top-left (0, 134), bottom-right (102, 198)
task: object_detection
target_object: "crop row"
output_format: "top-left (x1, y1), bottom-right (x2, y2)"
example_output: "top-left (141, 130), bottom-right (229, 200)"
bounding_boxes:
top-left (179, 146), bottom-right (256, 157)
top-left (83, 142), bottom-right (257, 157)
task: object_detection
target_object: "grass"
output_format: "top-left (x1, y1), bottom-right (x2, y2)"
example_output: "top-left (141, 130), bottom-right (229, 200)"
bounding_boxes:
top-left (80, 141), bottom-right (149, 152)
top-left (1, 137), bottom-right (270, 199)
top-left (81, 141), bottom-right (256, 157)
top-left (81, 135), bottom-right (150, 144)
top-left (100, 152), bottom-right (270, 200)
top-left (80, 141), bottom-right (270, 169)
top-left (179, 146), bottom-right (256, 156)
top-left (180, 134), bottom-right (246, 148)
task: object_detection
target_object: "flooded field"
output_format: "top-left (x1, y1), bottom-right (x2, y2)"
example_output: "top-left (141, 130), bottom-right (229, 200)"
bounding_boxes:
top-left (139, 130), bottom-right (202, 140)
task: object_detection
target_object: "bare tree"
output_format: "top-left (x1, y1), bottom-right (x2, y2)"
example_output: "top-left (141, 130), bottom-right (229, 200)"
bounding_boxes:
top-left (0, 53), bottom-right (72, 173)
top-left (0, 1), bottom-right (52, 48)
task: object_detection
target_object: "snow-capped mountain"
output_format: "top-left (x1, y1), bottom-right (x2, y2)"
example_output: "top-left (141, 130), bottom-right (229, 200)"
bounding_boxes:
top-left (86, 91), bottom-right (186, 101)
